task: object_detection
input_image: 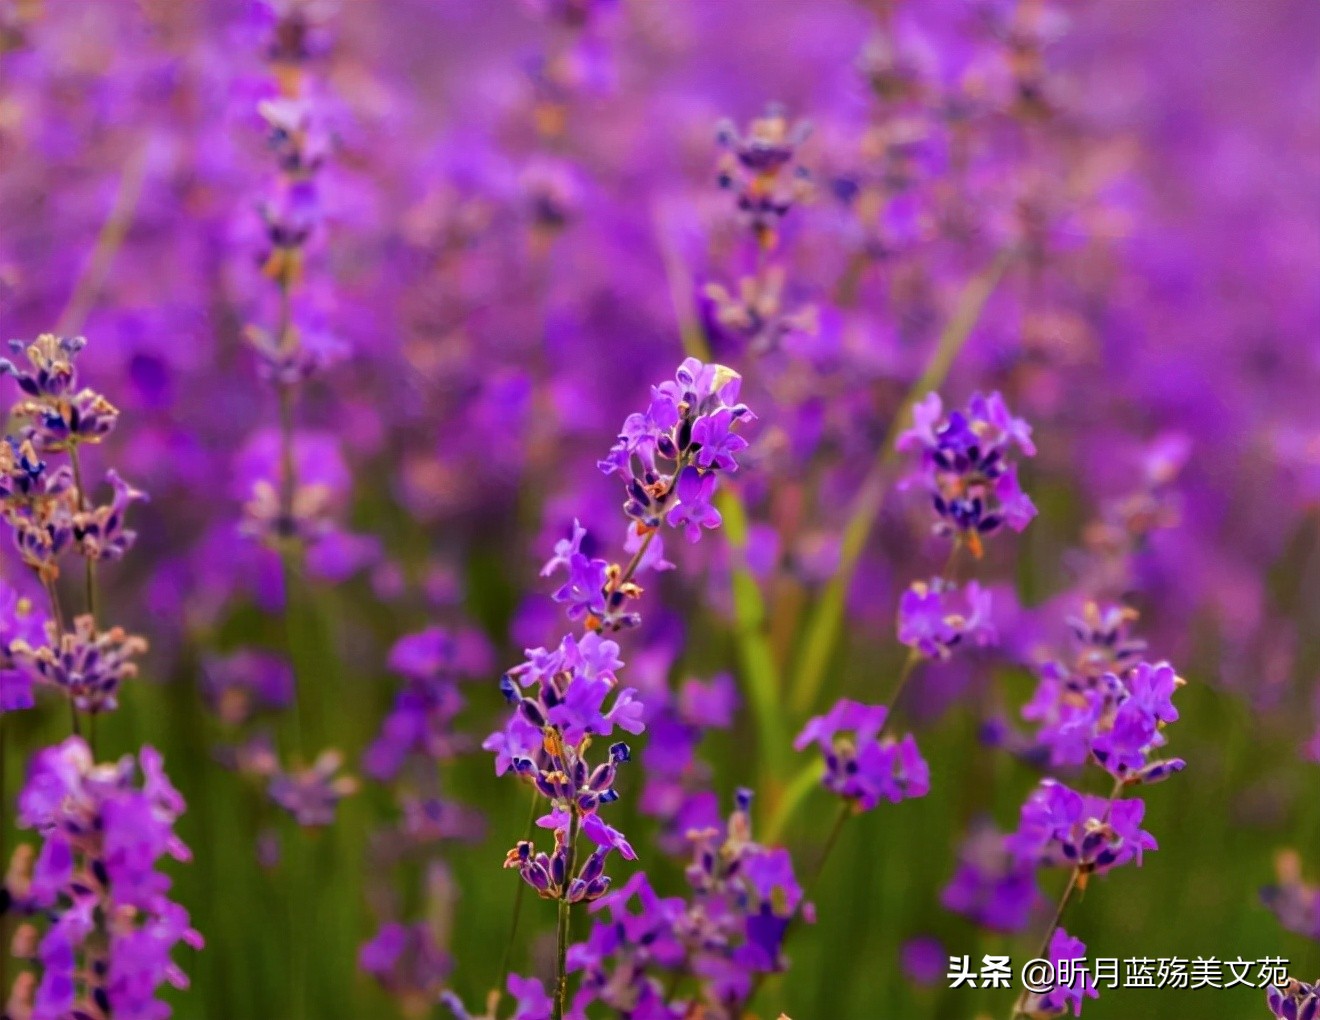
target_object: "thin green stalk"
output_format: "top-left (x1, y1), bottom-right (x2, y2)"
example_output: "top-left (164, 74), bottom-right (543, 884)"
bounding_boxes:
top-left (553, 808), bottom-right (581, 1020)
top-left (721, 491), bottom-right (790, 787)
top-left (789, 247), bottom-right (1016, 716)
top-left (1007, 867), bottom-right (1080, 1019)
top-left (764, 758), bottom-right (825, 844)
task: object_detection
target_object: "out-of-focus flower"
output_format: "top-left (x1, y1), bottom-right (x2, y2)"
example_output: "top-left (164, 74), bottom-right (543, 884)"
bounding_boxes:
top-left (898, 577), bottom-right (997, 660)
top-left (794, 699), bottom-right (930, 809)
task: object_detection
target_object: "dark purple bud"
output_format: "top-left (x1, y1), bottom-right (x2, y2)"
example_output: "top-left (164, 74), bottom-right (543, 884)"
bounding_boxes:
top-left (518, 698), bottom-right (546, 727)
top-left (578, 847), bottom-right (608, 885)
top-left (587, 763), bottom-right (615, 792)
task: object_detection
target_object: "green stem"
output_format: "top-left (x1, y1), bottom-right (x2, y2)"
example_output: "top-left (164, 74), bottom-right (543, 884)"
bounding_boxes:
top-left (764, 758), bottom-right (825, 845)
top-left (789, 247), bottom-right (1016, 716)
top-left (553, 809), bottom-right (580, 1020)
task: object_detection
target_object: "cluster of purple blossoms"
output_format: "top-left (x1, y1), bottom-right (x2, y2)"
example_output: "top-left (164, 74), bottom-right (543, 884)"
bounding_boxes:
top-left (359, 912), bottom-right (453, 1015)
top-left (897, 391), bottom-right (1037, 557)
top-left (638, 673), bottom-right (738, 852)
top-left (0, 334), bottom-right (159, 736)
top-left (1007, 778), bottom-right (1158, 879)
top-left (365, 626), bottom-right (493, 782)
top-left (591, 356), bottom-right (755, 562)
top-left (794, 699), bottom-right (930, 810)
top-left (4, 737), bottom-right (201, 1020)
top-left (443, 974), bottom-right (553, 1020)
top-left (200, 649), bottom-right (294, 727)
top-left (565, 790), bottom-right (805, 1019)
top-left (560, 357), bottom-right (754, 630)
top-left (1268, 977), bottom-right (1320, 1020)
top-left (0, 337), bottom-right (140, 594)
top-left (1021, 604), bottom-right (1186, 783)
top-left (1023, 928), bottom-right (1100, 1018)
top-left (1261, 851), bottom-right (1320, 942)
top-left (493, 630), bottom-right (641, 907)
top-left (703, 104), bottom-right (818, 354)
top-left (715, 104), bottom-right (813, 250)
top-left (8, 616), bottom-right (148, 716)
top-left (941, 822), bottom-right (1041, 933)
top-left (897, 577), bottom-right (997, 661)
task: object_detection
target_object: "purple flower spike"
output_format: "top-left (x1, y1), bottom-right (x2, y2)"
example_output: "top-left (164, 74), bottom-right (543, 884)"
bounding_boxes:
top-left (795, 698), bottom-right (930, 810)
top-left (898, 390), bottom-right (1037, 553)
top-left (898, 578), bottom-right (997, 660)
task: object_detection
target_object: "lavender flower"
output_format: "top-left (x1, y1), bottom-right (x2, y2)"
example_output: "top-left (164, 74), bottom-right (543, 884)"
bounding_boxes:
top-left (566, 791), bottom-right (804, 1017)
top-left (941, 823), bottom-right (1041, 933)
top-left (897, 577), bottom-right (997, 660)
top-left (9, 615), bottom-right (147, 715)
top-left (1262, 850), bottom-right (1320, 941)
top-left (1268, 977), bottom-right (1320, 1020)
top-left (1023, 928), bottom-right (1099, 1017)
top-left (715, 104), bottom-right (813, 249)
top-left (793, 698), bottom-right (931, 809)
top-left (1006, 778), bottom-right (1157, 878)
top-left (5, 738), bottom-right (201, 1019)
top-left (897, 391), bottom-right (1037, 556)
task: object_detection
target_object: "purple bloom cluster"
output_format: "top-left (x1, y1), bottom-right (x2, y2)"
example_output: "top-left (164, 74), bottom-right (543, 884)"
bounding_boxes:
top-left (443, 973), bottom-right (553, 1020)
top-left (594, 358), bottom-right (753, 555)
top-left (359, 918), bottom-right (453, 1013)
top-left (6, 737), bottom-right (201, 1020)
top-left (1262, 851), bottom-right (1320, 943)
top-left (1022, 606), bottom-right (1186, 782)
top-left (638, 674), bottom-right (738, 851)
top-left (1007, 778), bottom-right (1157, 878)
top-left (1025, 928), bottom-right (1099, 1018)
top-left (0, 337), bottom-right (141, 592)
top-left (1268, 977), bottom-right (1320, 1020)
top-left (565, 790), bottom-right (805, 1019)
top-left (794, 699), bottom-right (930, 810)
top-left (897, 391), bottom-right (1037, 556)
top-left (941, 823), bottom-right (1041, 934)
top-left (897, 577), bottom-right (997, 661)
top-left (715, 104), bottom-right (813, 250)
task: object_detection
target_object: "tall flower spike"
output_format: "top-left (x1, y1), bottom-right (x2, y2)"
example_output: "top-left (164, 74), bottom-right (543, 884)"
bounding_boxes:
top-left (6, 738), bottom-right (201, 1019)
top-left (489, 359), bottom-right (754, 1018)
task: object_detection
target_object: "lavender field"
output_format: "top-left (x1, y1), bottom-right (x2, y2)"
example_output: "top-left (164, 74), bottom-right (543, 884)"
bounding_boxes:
top-left (0, 0), bottom-right (1317, 1018)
